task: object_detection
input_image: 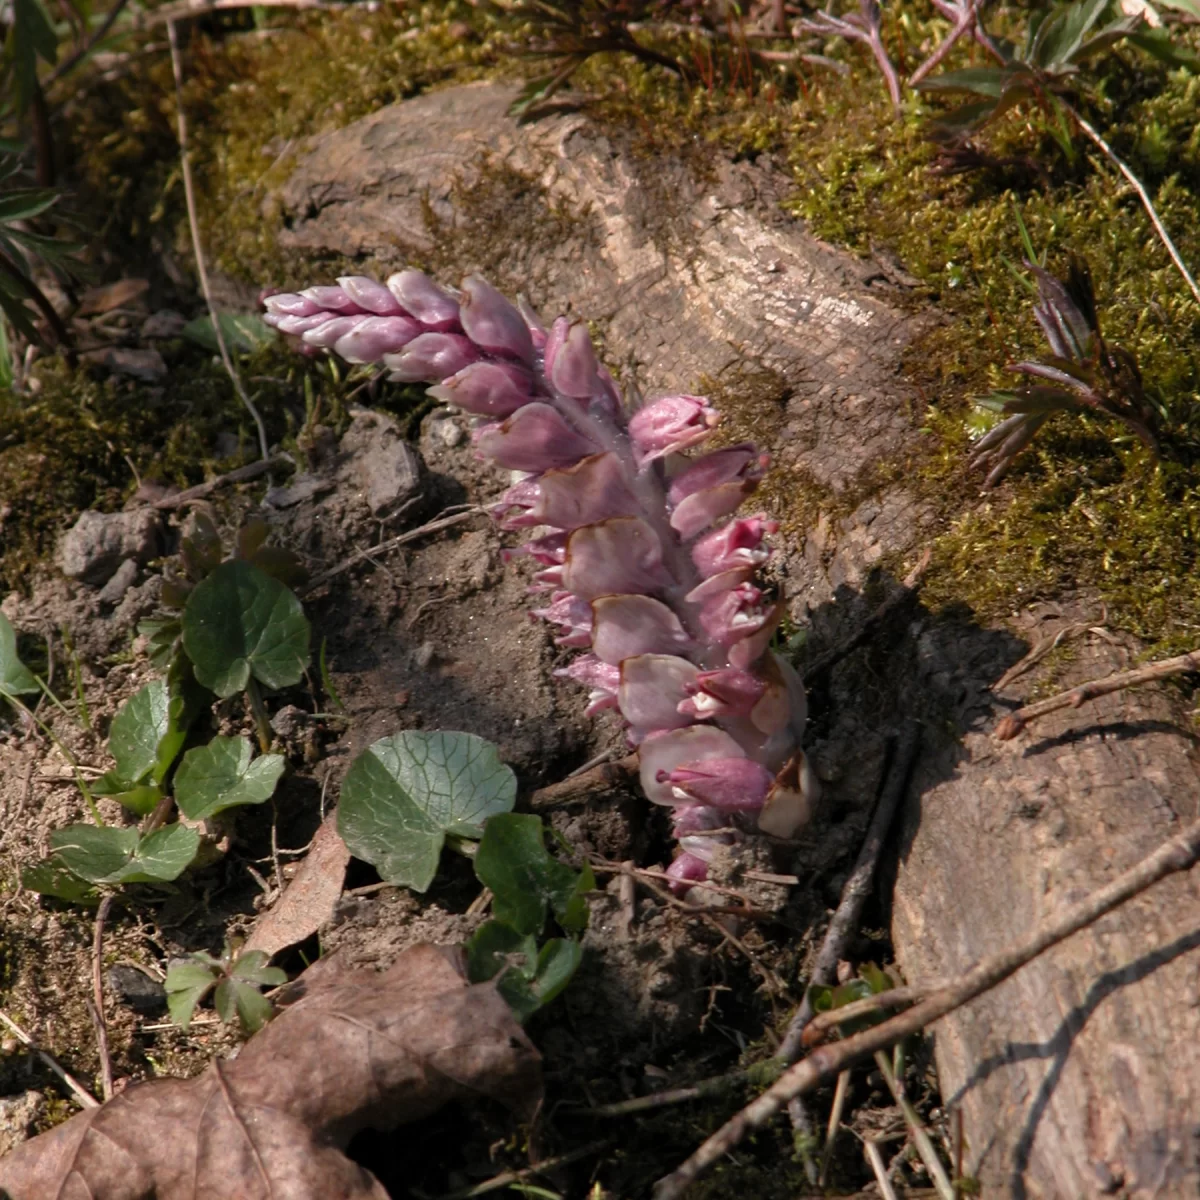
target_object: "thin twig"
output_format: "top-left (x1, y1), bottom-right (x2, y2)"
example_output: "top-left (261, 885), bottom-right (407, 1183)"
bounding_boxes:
top-left (865, 1139), bottom-right (900, 1200)
top-left (805, 549), bottom-right (930, 680)
top-left (45, 0), bottom-right (132, 88)
top-left (874, 1049), bottom-right (954, 1200)
top-left (136, 0), bottom-right (346, 28)
top-left (1068, 105), bottom-right (1200, 307)
top-left (995, 648), bottom-right (1200, 740)
top-left (652, 814), bottom-right (1200, 1198)
top-left (590, 1067), bottom-right (767, 1117)
top-left (0, 1008), bottom-right (100, 1110)
top-left (302, 506), bottom-right (485, 592)
top-left (167, 20), bottom-right (270, 461)
top-left (90, 895), bottom-right (115, 1102)
top-left (433, 1139), bottom-right (614, 1199)
top-left (149, 454), bottom-right (293, 510)
top-left (908, 0), bottom-right (980, 85)
top-left (818, 1069), bottom-right (851, 1186)
top-left (778, 721), bottom-right (921, 1062)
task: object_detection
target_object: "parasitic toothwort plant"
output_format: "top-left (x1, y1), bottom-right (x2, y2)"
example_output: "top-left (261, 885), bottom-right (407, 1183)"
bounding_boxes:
top-left (263, 271), bottom-right (817, 889)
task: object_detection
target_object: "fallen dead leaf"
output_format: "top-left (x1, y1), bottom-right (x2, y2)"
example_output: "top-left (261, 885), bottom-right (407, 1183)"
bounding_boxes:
top-left (76, 278), bottom-right (151, 316)
top-left (244, 812), bottom-right (350, 958)
top-left (0, 943), bottom-right (542, 1199)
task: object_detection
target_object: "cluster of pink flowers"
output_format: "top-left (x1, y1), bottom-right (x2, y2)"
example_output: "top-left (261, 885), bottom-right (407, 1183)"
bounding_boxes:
top-left (263, 272), bottom-right (817, 888)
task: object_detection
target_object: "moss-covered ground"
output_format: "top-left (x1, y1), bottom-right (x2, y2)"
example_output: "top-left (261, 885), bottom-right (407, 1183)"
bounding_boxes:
top-left (4, 0), bottom-right (1200, 643)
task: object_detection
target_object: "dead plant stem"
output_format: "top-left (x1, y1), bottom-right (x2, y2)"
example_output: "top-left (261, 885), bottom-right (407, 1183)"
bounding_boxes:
top-left (90, 895), bottom-right (115, 1102)
top-left (652, 813), bottom-right (1200, 1198)
top-left (167, 20), bottom-right (270, 462)
top-left (0, 1008), bottom-right (99, 1109)
top-left (150, 454), bottom-right (293, 510)
top-left (995, 648), bottom-right (1200, 740)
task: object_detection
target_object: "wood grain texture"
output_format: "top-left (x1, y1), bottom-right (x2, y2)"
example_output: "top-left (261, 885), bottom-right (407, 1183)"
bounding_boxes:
top-left (270, 85), bottom-right (1200, 1197)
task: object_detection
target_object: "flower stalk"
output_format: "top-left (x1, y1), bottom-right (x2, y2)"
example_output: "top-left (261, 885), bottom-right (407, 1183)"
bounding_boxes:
top-left (264, 272), bottom-right (817, 888)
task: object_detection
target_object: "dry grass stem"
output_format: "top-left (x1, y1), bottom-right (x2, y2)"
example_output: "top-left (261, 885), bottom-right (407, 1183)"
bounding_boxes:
top-left (0, 1009), bottom-right (100, 1110)
top-left (149, 454), bottom-right (293, 510)
top-left (653, 813), bottom-right (1200, 1198)
top-left (874, 1049), bottom-right (954, 1200)
top-left (90, 896), bottom-right (115, 1102)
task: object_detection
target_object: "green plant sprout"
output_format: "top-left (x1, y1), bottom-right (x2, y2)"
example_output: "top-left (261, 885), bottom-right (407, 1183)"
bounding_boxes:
top-left (165, 942), bottom-right (286, 1033)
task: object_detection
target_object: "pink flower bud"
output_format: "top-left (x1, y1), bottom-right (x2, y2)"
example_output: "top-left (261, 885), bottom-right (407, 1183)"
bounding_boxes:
top-left (383, 333), bottom-right (479, 382)
top-left (460, 276), bottom-right (534, 364)
top-left (502, 531), bottom-right (568, 566)
top-left (263, 292), bottom-right (321, 318)
top-left (590, 595), bottom-right (693, 665)
top-left (300, 285), bottom-right (363, 314)
top-left (491, 454), bottom-right (639, 532)
top-left (660, 756), bottom-right (774, 811)
top-left (684, 566), bottom-right (755, 604)
top-left (666, 852), bottom-right (709, 892)
top-left (337, 275), bottom-right (406, 315)
top-left (518, 296), bottom-right (548, 351)
top-left (556, 654), bottom-right (621, 717)
top-left (629, 395), bottom-right (720, 466)
top-left (386, 270), bottom-right (461, 330)
top-left (727, 600), bottom-right (784, 670)
top-left (333, 316), bottom-right (423, 364)
top-left (562, 518), bottom-right (674, 601)
top-left (671, 803), bottom-right (727, 838)
top-left (473, 402), bottom-right (597, 472)
top-left (428, 361), bottom-right (536, 419)
top-left (270, 313), bottom-right (341, 336)
top-left (667, 444), bottom-right (767, 506)
top-left (692, 515), bottom-right (778, 577)
top-left (670, 481), bottom-right (760, 540)
top-left (545, 317), bottom-right (601, 398)
top-left (302, 316), bottom-right (363, 349)
top-left (698, 583), bottom-right (773, 647)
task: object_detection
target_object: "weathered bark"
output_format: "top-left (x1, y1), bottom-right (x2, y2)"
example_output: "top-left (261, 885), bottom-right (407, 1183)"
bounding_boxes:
top-left (270, 82), bottom-right (1200, 1197)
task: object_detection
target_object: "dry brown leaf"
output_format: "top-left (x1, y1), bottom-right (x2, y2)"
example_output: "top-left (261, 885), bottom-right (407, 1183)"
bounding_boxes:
top-left (0, 944), bottom-right (542, 1199)
top-left (244, 812), bottom-right (350, 958)
top-left (76, 279), bottom-right (150, 316)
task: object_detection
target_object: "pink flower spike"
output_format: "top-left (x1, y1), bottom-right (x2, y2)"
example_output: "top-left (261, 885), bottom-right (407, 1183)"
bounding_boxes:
top-left (698, 582), bottom-right (769, 646)
top-left (671, 803), bottom-right (726, 838)
top-left (492, 453), bottom-right (639, 532)
top-left (460, 275), bottom-right (534, 364)
top-left (666, 852), bottom-right (709, 892)
top-left (517, 296), bottom-right (548, 351)
top-left (428, 361), bottom-right (536, 419)
top-left (302, 316), bottom-right (363, 349)
top-left (545, 317), bottom-right (601, 399)
top-left (662, 756), bottom-right (774, 811)
top-left (299, 285), bottom-right (363, 314)
top-left (629, 395), bottom-right (720, 466)
top-left (333, 316), bottom-right (423, 364)
top-left (473, 402), bottom-right (597, 472)
top-left (503, 531), bottom-right (568, 567)
top-left (263, 293), bottom-right (320, 318)
top-left (692, 515), bottom-right (778, 577)
top-left (337, 275), bottom-right (405, 315)
top-left (618, 654), bottom-right (699, 737)
top-left (638, 725), bottom-right (745, 805)
top-left (590, 595), bottom-right (693, 665)
top-left (383, 333), bottom-right (479, 382)
top-left (562, 517), bottom-right (673, 601)
top-left (556, 654), bottom-right (621, 717)
top-left (678, 667), bottom-right (768, 721)
top-left (386, 270), bottom-right (461, 330)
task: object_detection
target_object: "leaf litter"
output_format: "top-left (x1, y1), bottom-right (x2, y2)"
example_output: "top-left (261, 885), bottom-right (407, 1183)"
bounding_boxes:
top-left (0, 944), bottom-right (542, 1199)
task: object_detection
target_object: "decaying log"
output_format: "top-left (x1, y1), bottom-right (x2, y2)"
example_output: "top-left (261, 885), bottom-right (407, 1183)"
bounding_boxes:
top-left (269, 84), bottom-right (1200, 1197)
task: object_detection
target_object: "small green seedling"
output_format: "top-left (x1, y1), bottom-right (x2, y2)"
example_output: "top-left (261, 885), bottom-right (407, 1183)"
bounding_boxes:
top-left (165, 942), bottom-right (286, 1034)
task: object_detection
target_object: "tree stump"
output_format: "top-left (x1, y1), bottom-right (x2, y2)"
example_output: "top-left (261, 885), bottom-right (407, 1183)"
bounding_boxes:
top-left (270, 81), bottom-right (1200, 1197)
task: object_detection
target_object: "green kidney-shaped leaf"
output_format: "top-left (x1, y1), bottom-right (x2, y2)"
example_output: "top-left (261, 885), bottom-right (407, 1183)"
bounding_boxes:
top-left (50, 823), bottom-right (200, 885)
top-left (530, 937), bottom-right (583, 1010)
top-left (466, 921), bottom-right (582, 1022)
top-left (21, 857), bottom-right (101, 906)
top-left (175, 735), bottom-right (286, 821)
top-left (337, 731), bottom-right (517, 892)
top-left (473, 813), bottom-right (593, 937)
top-left (0, 611), bottom-right (39, 700)
top-left (108, 681), bottom-right (171, 784)
top-left (182, 560), bottom-right (311, 697)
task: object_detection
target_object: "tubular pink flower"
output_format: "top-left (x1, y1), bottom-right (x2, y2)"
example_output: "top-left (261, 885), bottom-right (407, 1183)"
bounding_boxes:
top-left (629, 395), bottom-right (720, 466)
top-left (692, 515), bottom-right (778, 577)
top-left (263, 269), bottom-right (817, 892)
